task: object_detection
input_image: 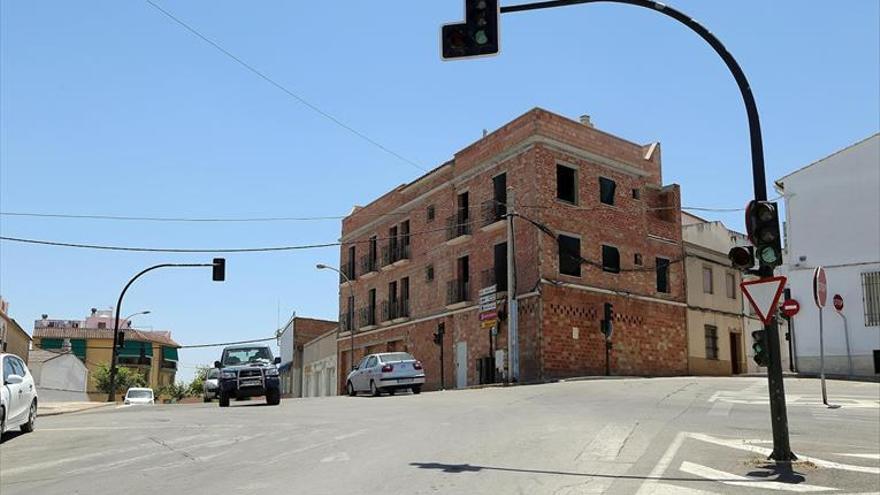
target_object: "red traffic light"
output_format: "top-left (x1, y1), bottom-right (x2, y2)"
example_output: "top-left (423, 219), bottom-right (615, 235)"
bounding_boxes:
top-left (728, 246), bottom-right (755, 270)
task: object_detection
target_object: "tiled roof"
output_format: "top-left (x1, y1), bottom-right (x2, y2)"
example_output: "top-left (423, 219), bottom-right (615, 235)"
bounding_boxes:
top-left (33, 327), bottom-right (179, 347)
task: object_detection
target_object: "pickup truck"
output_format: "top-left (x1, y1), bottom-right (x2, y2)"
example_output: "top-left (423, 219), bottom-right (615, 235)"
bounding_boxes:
top-left (214, 344), bottom-right (282, 407)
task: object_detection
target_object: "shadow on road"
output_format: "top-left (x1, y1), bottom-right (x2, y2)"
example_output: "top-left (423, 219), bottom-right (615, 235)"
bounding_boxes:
top-left (409, 462), bottom-right (811, 484)
top-left (0, 431), bottom-right (27, 444)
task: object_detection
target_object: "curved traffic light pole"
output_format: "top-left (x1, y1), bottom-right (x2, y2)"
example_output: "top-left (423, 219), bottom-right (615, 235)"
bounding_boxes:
top-left (107, 262), bottom-right (219, 402)
top-left (498, 0), bottom-right (793, 461)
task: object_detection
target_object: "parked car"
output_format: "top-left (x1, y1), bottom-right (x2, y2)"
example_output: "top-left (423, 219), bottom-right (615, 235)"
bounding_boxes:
top-left (215, 344), bottom-right (282, 407)
top-left (124, 387), bottom-right (155, 405)
top-left (346, 352), bottom-right (425, 397)
top-left (203, 368), bottom-right (220, 402)
top-left (1, 353), bottom-right (38, 436)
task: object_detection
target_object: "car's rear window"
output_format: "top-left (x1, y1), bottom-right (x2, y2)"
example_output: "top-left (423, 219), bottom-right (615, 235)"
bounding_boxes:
top-left (127, 390), bottom-right (153, 399)
top-left (380, 352), bottom-right (414, 362)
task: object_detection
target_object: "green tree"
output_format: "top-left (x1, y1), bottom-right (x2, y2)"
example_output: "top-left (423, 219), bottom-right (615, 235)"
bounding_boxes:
top-left (187, 366), bottom-right (210, 397)
top-left (158, 381), bottom-right (189, 402)
top-left (93, 363), bottom-right (147, 396)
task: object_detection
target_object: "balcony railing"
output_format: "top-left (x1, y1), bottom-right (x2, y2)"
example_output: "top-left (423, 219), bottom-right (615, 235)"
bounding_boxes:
top-left (339, 311), bottom-right (354, 332)
top-left (359, 254), bottom-right (378, 275)
top-left (381, 299), bottom-right (411, 321)
top-left (481, 199), bottom-right (507, 227)
top-left (445, 211), bottom-right (472, 241)
top-left (340, 262), bottom-right (356, 283)
top-left (381, 243), bottom-right (411, 267)
top-left (446, 278), bottom-right (471, 305)
top-left (359, 305), bottom-right (377, 327)
top-left (481, 267), bottom-right (507, 292)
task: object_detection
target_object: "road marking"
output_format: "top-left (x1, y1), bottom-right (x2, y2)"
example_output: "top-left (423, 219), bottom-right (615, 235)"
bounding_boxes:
top-left (833, 453), bottom-right (880, 460)
top-left (687, 433), bottom-right (880, 475)
top-left (679, 461), bottom-right (837, 492)
top-left (320, 452), bottom-right (350, 463)
top-left (638, 483), bottom-right (719, 495)
top-left (708, 401), bottom-right (733, 417)
top-left (635, 432), bottom-right (686, 495)
top-left (578, 422), bottom-right (637, 461)
top-left (0, 444), bottom-right (147, 475)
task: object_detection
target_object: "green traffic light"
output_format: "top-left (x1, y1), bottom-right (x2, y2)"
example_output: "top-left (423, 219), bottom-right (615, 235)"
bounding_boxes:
top-left (474, 30), bottom-right (488, 45)
top-left (760, 246), bottom-right (779, 264)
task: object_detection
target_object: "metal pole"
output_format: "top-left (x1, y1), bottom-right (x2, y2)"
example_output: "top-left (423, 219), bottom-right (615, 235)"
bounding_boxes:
top-left (764, 314), bottom-right (794, 460)
top-left (108, 263), bottom-right (211, 402)
top-left (838, 311), bottom-right (853, 377)
top-left (506, 187), bottom-right (519, 382)
top-left (605, 336), bottom-right (610, 377)
top-left (439, 327), bottom-right (445, 390)
top-left (819, 306), bottom-right (828, 405)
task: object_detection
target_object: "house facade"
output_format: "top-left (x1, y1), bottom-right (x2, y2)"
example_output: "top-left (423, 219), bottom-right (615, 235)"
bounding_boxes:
top-left (335, 108), bottom-right (688, 393)
top-left (776, 133), bottom-right (880, 377)
top-left (0, 297), bottom-right (32, 362)
top-left (33, 309), bottom-right (181, 400)
top-left (302, 329), bottom-right (338, 398)
top-left (277, 315), bottom-right (338, 397)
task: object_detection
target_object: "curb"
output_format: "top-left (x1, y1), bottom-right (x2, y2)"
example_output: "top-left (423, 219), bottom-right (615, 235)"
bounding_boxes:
top-left (37, 403), bottom-right (116, 417)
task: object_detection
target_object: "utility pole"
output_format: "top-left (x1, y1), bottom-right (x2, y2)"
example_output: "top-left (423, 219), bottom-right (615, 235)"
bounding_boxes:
top-left (506, 187), bottom-right (519, 382)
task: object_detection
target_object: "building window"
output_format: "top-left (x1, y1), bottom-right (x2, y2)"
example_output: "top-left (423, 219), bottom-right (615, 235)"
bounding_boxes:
top-left (656, 258), bottom-right (670, 293)
top-left (427, 205), bottom-right (435, 222)
top-left (400, 277), bottom-right (410, 317)
top-left (556, 165), bottom-right (577, 204)
top-left (705, 325), bottom-right (719, 360)
top-left (599, 177), bottom-right (616, 205)
top-left (492, 173), bottom-right (508, 221)
top-left (347, 245), bottom-right (356, 279)
top-left (726, 272), bottom-right (736, 299)
top-left (632, 188), bottom-right (641, 200)
top-left (97, 322), bottom-right (106, 329)
top-left (369, 236), bottom-right (378, 269)
top-left (494, 242), bottom-right (508, 291)
top-left (602, 245), bottom-right (620, 273)
top-left (634, 253), bottom-right (643, 266)
top-left (425, 264), bottom-right (434, 282)
top-left (345, 295), bottom-right (354, 331)
top-left (862, 271), bottom-right (880, 326)
top-left (558, 235), bottom-right (581, 277)
top-left (703, 266), bottom-right (714, 294)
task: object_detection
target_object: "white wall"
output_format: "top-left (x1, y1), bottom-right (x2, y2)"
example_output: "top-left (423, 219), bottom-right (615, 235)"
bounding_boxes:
top-left (778, 134), bottom-right (880, 376)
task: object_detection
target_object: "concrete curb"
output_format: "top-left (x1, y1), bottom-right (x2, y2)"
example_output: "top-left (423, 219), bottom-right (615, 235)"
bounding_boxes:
top-left (559, 375), bottom-right (646, 383)
top-left (37, 403), bottom-right (116, 417)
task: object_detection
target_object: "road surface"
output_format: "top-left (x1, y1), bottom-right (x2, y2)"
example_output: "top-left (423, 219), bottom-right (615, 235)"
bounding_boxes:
top-left (2, 377), bottom-right (878, 494)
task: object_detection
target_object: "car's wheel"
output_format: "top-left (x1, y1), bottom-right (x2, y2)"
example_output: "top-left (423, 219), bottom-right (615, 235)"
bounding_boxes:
top-left (203, 395), bottom-right (211, 403)
top-left (1, 406), bottom-right (6, 436)
top-left (411, 385), bottom-right (422, 395)
top-left (370, 380), bottom-right (380, 397)
top-left (20, 400), bottom-right (36, 433)
top-left (346, 381), bottom-right (356, 397)
top-left (219, 391), bottom-right (230, 407)
top-left (388, 388), bottom-right (396, 396)
top-left (266, 388), bottom-right (281, 406)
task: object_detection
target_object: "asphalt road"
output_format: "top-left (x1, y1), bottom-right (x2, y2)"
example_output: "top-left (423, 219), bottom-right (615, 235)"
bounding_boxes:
top-left (1, 377), bottom-right (878, 494)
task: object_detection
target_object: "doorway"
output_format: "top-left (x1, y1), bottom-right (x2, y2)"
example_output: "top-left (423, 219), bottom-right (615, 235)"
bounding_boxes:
top-left (455, 342), bottom-right (468, 389)
top-left (730, 332), bottom-right (742, 375)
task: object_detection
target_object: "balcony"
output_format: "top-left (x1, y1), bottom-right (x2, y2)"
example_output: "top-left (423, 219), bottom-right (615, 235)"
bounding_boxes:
top-left (480, 268), bottom-right (508, 293)
top-left (340, 262), bottom-right (356, 284)
top-left (381, 299), bottom-right (411, 323)
top-left (480, 199), bottom-right (507, 231)
top-left (381, 243), bottom-right (411, 269)
top-left (446, 278), bottom-right (471, 308)
top-left (359, 254), bottom-right (378, 279)
top-left (445, 211), bottom-right (473, 245)
top-left (359, 305), bottom-right (377, 329)
top-left (339, 311), bottom-right (354, 332)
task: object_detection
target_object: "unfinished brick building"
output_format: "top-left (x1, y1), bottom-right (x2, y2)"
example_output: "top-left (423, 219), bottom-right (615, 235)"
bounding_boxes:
top-left (336, 108), bottom-right (687, 393)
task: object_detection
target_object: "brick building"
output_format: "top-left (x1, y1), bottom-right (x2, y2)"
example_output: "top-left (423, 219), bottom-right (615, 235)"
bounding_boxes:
top-left (336, 108), bottom-right (687, 393)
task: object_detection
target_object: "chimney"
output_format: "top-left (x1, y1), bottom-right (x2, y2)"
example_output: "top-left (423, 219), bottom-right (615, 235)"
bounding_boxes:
top-left (579, 114), bottom-right (593, 128)
top-left (482, 129), bottom-right (489, 138)
top-left (41, 314), bottom-right (48, 320)
top-left (91, 308), bottom-right (98, 315)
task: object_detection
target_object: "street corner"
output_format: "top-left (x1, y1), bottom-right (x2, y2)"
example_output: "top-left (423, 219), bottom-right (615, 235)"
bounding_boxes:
top-left (37, 401), bottom-right (115, 417)
top-left (637, 431), bottom-right (880, 495)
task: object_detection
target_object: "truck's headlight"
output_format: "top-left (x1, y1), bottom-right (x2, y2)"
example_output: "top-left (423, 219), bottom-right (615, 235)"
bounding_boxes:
top-left (265, 368), bottom-right (279, 377)
top-left (221, 371), bottom-right (236, 379)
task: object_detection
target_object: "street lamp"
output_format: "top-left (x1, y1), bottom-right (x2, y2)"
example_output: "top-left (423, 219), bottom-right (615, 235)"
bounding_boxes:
top-left (107, 259), bottom-right (225, 402)
top-left (316, 263), bottom-right (356, 383)
top-left (123, 310), bottom-right (151, 328)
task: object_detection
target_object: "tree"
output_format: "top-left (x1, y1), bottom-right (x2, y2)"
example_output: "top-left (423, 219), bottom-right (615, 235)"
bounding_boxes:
top-left (158, 382), bottom-right (189, 403)
top-left (93, 363), bottom-right (147, 396)
top-left (187, 366), bottom-right (210, 397)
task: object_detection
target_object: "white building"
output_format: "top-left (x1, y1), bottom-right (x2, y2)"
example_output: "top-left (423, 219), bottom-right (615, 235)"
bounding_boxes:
top-left (28, 348), bottom-right (89, 402)
top-left (276, 315), bottom-right (337, 397)
top-left (775, 133), bottom-right (880, 377)
top-left (302, 329), bottom-right (338, 398)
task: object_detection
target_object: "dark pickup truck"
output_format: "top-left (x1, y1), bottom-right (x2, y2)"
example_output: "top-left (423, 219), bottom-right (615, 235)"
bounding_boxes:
top-left (214, 344), bottom-right (282, 407)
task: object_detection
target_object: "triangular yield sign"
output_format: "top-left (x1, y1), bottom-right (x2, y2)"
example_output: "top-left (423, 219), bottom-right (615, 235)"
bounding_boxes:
top-left (741, 276), bottom-right (787, 325)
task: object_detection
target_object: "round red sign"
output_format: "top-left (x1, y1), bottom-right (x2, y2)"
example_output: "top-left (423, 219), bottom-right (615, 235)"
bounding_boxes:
top-left (833, 294), bottom-right (844, 312)
top-left (781, 299), bottom-right (800, 318)
top-left (813, 266), bottom-right (827, 308)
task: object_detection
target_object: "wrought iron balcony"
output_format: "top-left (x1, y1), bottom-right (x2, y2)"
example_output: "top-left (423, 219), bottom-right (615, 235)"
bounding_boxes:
top-left (446, 278), bottom-right (471, 305)
top-left (445, 211), bottom-right (472, 241)
top-left (481, 199), bottom-right (507, 227)
top-left (481, 267), bottom-right (507, 292)
top-left (359, 254), bottom-right (378, 275)
top-left (359, 305), bottom-right (377, 327)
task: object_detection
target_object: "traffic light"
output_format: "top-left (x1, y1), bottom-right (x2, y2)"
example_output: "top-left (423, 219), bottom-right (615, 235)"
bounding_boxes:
top-left (603, 303), bottom-right (613, 322)
top-left (601, 303), bottom-right (614, 338)
top-left (746, 200), bottom-right (783, 269)
top-left (434, 322), bottom-right (445, 345)
top-left (752, 329), bottom-right (769, 367)
top-left (115, 330), bottom-right (125, 349)
top-left (212, 258), bottom-right (226, 282)
top-left (441, 0), bottom-right (500, 60)
top-left (728, 245), bottom-right (755, 271)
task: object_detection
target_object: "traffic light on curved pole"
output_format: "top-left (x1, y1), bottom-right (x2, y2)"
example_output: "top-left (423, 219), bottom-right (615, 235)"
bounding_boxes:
top-left (746, 200), bottom-right (783, 270)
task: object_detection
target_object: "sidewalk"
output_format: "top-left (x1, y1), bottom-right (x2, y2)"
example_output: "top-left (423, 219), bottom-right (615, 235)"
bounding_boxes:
top-left (37, 401), bottom-right (114, 417)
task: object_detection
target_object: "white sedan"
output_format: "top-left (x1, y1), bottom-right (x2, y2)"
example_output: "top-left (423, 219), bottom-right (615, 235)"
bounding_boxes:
top-left (346, 352), bottom-right (425, 396)
top-left (1, 353), bottom-right (38, 436)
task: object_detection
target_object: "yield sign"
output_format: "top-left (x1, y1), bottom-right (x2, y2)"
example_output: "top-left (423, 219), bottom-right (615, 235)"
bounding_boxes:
top-left (741, 276), bottom-right (787, 325)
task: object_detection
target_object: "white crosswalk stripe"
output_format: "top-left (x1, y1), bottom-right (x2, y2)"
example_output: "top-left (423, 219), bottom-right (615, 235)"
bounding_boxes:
top-left (679, 461), bottom-right (837, 492)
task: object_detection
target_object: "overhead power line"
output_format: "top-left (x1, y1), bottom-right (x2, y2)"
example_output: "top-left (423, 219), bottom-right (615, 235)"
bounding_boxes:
top-left (143, 0), bottom-right (426, 173)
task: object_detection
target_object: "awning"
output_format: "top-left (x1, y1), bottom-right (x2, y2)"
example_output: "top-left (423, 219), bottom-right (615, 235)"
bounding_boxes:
top-left (162, 346), bottom-right (179, 362)
top-left (118, 340), bottom-right (153, 358)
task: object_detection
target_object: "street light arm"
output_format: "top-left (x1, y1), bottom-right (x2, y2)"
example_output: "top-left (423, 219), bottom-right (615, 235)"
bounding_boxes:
top-left (501, 0), bottom-right (767, 200)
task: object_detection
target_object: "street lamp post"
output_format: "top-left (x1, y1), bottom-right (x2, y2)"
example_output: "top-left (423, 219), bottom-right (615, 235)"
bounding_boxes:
top-left (122, 310), bottom-right (151, 329)
top-left (316, 264), bottom-right (356, 383)
top-left (107, 260), bottom-right (224, 402)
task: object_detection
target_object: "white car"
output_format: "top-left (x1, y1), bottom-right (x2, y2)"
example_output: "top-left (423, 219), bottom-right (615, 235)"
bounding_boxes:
top-left (346, 352), bottom-right (425, 396)
top-left (1, 353), bottom-right (38, 436)
top-left (124, 387), bottom-right (155, 405)
top-left (202, 368), bottom-right (220, 402)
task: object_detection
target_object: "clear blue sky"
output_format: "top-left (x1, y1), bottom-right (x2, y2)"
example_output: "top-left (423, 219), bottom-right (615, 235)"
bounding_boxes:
top-left (2, 1), bottom-right (878, 382)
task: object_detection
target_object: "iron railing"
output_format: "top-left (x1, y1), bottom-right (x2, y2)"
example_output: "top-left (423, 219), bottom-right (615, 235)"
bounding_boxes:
top-left (446, 278), bottom-right (471, 305)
